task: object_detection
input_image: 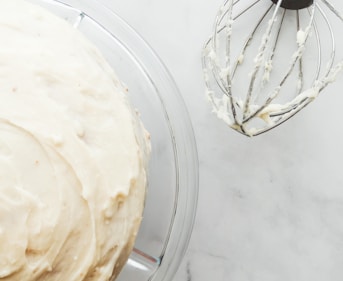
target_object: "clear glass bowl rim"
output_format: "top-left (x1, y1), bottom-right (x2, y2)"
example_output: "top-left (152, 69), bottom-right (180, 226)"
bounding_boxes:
top-left (41, 1), bottom-right (199, 280)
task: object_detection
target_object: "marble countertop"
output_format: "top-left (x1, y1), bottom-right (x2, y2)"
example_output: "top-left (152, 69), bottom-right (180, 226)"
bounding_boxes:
top-left (100, 0), bottom-right (343, 280)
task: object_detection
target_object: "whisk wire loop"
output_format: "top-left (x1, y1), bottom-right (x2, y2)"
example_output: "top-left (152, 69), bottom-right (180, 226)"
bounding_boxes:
top-left (203, 0), bottom-right (343, 136)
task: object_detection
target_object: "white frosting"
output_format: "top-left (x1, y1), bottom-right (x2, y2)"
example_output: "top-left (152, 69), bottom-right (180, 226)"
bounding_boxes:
top-left (296, 29), bottom-right (307, 45)
top-left (203, 2), bottom-right (343, 136)
top-left (0, 1), bottom-right (150, 280)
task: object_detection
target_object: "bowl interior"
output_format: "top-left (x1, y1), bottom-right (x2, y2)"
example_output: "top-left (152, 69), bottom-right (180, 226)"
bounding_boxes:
top-left (26, 1), bottom-right (198, 280)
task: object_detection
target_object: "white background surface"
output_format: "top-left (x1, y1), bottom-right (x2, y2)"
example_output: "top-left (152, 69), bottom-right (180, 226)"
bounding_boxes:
top-left (100, 0), bottom-right (343, 280)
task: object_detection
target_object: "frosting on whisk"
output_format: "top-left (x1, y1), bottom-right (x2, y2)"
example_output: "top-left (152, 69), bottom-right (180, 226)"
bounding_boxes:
top-left (203, 0), bottom-right (343, 136)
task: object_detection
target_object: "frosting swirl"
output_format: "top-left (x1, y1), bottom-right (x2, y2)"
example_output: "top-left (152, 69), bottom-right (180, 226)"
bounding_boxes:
top-left (0, 1), bottom-right (150, 280)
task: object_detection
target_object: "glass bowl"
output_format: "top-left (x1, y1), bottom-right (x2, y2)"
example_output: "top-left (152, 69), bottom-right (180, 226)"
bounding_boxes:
top-left (27, 0), bottom-right (199, 280)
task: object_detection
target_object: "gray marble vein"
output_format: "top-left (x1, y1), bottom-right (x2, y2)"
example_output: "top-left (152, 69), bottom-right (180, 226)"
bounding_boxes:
top-left (99, 0), bottom-right (343, 280)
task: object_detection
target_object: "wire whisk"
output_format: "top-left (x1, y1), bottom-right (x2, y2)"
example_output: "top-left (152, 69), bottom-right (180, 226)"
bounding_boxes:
top-left (203, 0), bottom-right (343, 136)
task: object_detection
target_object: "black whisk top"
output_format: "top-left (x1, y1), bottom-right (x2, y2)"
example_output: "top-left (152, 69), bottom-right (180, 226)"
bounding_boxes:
top-left (271, 0), bottom-right (313, 10)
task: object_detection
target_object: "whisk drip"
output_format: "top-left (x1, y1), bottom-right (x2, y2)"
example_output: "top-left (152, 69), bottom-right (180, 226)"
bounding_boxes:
top-left (203, 0), bottom-right (343, 136)
top-left (271, 0), bottom-right (313, 10)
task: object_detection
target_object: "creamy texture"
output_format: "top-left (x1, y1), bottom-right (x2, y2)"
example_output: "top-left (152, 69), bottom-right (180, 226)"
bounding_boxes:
top-left (203, 1), bottom-right (343, 136)
top-left (0, 1), bottom-right (150, 280)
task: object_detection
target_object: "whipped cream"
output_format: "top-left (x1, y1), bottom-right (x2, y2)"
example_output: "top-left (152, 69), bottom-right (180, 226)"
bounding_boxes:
top-left (203, 1), bottom-right (343, 136)
top-left (0, 1), bottom-right (150, 280)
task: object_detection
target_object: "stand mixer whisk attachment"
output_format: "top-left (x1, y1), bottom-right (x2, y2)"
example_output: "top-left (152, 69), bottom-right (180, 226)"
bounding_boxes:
top-left (203, 0), bottom-right (343, 136)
